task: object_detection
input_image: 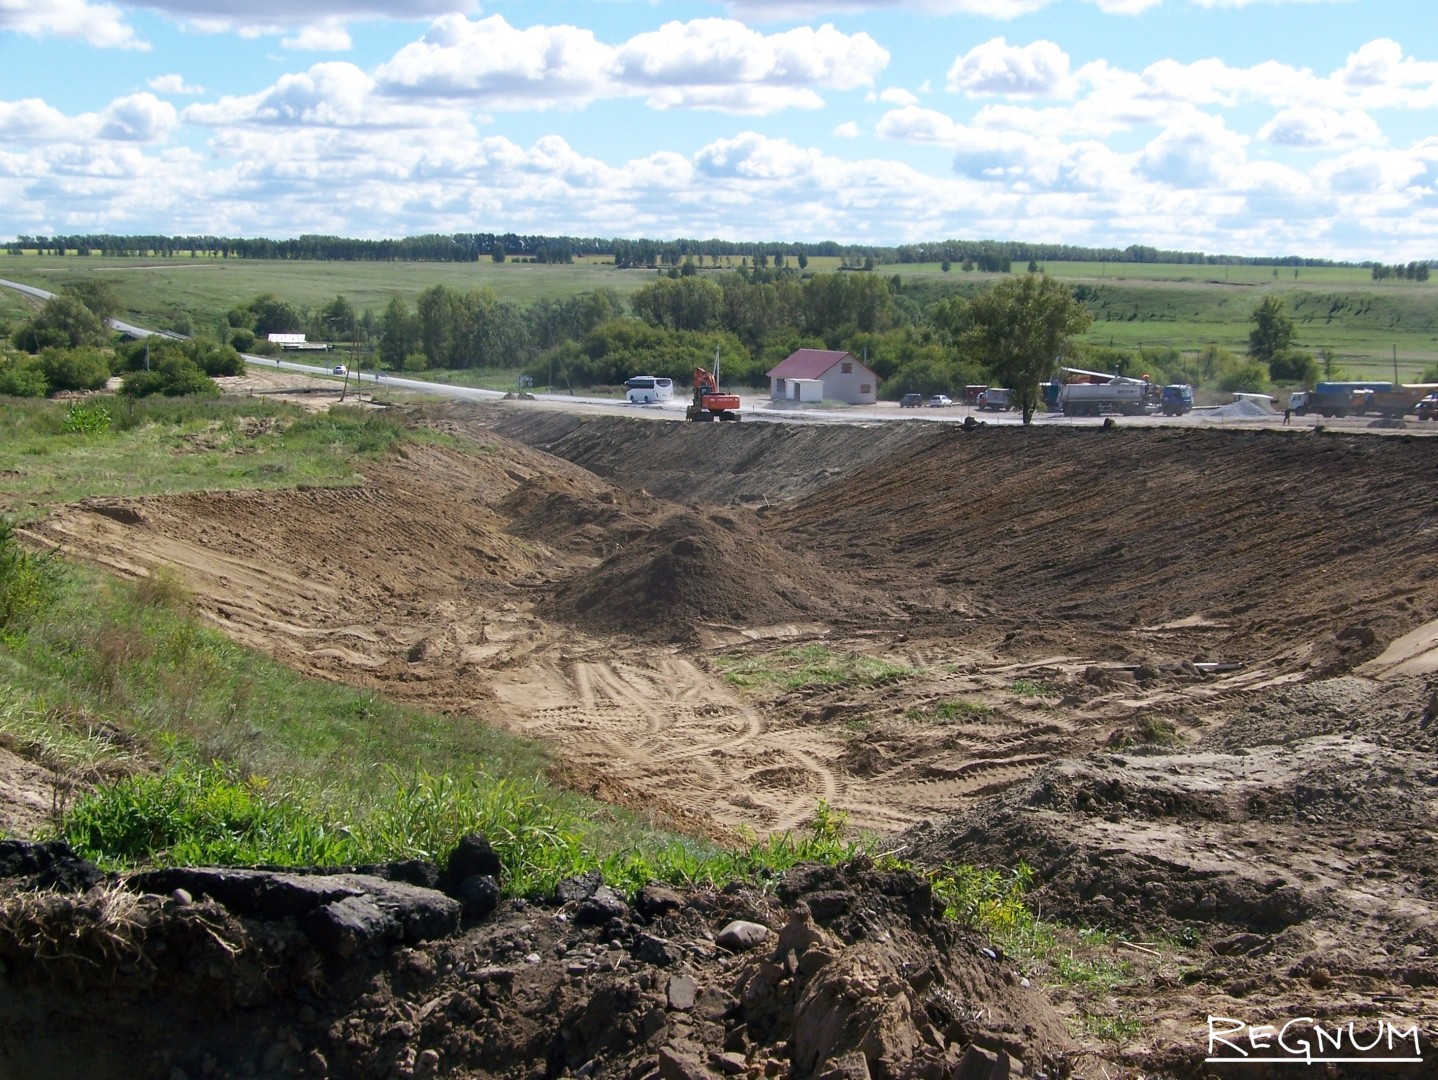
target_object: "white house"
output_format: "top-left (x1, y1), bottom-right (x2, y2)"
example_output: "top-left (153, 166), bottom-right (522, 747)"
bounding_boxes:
top-left (766, 349), bottom-right (879, 405)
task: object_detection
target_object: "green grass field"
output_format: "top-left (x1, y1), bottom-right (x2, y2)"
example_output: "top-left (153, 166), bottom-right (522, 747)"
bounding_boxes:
top-left (5, 250), bottom-right (1436, 379)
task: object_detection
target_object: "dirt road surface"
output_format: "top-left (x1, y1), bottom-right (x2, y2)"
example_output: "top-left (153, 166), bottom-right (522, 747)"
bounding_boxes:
top-left (9, 397), bottom-right (1438, 1075)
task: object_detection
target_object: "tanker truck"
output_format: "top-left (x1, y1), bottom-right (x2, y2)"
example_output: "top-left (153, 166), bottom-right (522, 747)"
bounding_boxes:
top-left (1059, 376), bottom-right (1156, 417)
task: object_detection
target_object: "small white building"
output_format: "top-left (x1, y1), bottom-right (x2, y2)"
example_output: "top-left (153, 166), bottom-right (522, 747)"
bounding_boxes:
top-left (766, 349), bottom-right (879, 405)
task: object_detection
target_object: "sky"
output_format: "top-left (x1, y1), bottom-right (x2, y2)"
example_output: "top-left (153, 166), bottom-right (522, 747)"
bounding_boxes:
top-left (1, 0), bottom-right (1435, 261)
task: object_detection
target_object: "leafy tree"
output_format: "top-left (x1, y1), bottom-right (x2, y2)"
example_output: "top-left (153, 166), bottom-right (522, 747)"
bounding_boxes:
top-left (378, 297), bottom-right (417, 369)
top-left (963, 273), bottom-right (1093, 424)
top-left (1248, 296), bottom-right (1294, 364)
top-left (631, 277), bottom-right (723, 332)
top-left (61, 280), bottom-right (120, 325)
top-left (318, 295), bottom-right (358, 342)
top-left (12, 295), bottom-right (109, 352)
top-left (229, 293), bottom-right (303, 338)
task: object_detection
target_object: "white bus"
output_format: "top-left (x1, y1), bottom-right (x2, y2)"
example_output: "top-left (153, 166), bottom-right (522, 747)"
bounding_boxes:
top-left (625, 375), bottom-right (674, 404)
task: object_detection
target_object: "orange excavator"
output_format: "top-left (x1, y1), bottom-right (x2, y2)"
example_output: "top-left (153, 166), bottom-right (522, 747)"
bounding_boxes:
top-left (685, 360), bottom-right (742, 422)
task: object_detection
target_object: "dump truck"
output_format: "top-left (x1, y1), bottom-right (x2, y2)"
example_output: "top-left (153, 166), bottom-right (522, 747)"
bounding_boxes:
top-left (1059, 376), bottom-right (1156, 417)
top-left (1290, 381), bottom-right (1393, 418)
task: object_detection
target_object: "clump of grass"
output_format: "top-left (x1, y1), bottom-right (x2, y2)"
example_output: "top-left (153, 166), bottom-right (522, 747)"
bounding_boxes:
top-left (58, 762), bottom-right (867, 900)
top-left (1010, 678), bottom-right (1056, 698)
top-left (932, 862), bottom-right (1044, 944)
top-left (905, 698), bottom-right (989, 723)
top-left (1070, 1012), bottom-right (1144, 1043)
top-left (715, 644), bottom-right (916, 694)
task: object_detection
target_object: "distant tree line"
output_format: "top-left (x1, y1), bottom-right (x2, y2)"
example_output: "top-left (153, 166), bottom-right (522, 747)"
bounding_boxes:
top-left (6, 232), bottom-right (1355, 271)
top-left (1369, 261), bottom-right (1431, 282)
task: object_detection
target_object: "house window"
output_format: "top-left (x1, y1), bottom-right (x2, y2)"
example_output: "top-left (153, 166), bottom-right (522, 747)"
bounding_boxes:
top-left (841, 362), bottom-right (853, 374)
top-left (860, 384), bottom-right (872, 394)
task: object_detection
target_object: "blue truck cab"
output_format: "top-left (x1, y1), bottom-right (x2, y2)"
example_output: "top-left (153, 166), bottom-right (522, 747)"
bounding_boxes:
top-left (1160, 384), bottom-right (1193, 416)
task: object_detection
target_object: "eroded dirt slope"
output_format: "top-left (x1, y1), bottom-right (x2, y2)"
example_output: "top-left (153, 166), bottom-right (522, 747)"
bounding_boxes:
top-left (11, 400), bottom-right (1438, 1074)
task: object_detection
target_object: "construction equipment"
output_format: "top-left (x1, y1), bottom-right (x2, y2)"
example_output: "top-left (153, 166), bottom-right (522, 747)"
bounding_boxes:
top-left (686, 353), bottom-right (741, 422)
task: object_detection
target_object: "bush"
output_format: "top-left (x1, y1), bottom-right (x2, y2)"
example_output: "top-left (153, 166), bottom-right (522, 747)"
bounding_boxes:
top-left (0, 519), bottom-right (65, 634)
top-left (1268, 349), bottom-right (1319, 385)
top-left (229, 328), bottom-right (256, 352)
top-left (1217, 360), bottom-right (1270, 393)
top-left (37, 347), bottom-right (111, 392)
top-left (0, 356), bottom-right (48, 397)
top-left (120, 357), bottom-right (219, 398)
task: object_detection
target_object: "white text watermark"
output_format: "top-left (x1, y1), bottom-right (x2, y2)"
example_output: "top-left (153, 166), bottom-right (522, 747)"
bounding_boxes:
top-left (1206, 1015), bottom-right (1424, 1065)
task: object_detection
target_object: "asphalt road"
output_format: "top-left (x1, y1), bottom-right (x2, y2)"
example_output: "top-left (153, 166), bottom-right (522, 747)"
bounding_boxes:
top-left (0, 276), bottom-right (1397, 432)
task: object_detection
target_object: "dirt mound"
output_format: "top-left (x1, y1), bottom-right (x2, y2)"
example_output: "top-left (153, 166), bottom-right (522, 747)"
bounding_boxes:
top-left (904, 686), bottom-right (1438, 1067)
top-left (0, 848), bottom-right (1076, 1080)
top-left (540, 508), bottom-right (883, 644)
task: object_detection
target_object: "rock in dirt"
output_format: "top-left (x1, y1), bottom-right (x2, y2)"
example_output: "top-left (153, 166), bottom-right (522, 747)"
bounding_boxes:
top-left (716, 919), bottom-right (770, 951)
top-left (129, 867), bottom-right (460, 949)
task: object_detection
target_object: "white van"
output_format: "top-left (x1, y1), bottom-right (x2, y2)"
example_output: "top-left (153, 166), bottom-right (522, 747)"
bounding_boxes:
top-left (625, 375), bottom-right (674, 404)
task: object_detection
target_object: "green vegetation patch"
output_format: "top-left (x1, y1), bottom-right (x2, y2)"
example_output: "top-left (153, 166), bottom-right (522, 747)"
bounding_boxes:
top-left (715, 644), bottom-right (917, 694)
top-left (1010, 678), bottom-right (1057, 698)
top-left (1, 520), bottom-right (867, 896)
top-left (0, 397), bottom-right (421, 522)
top-left (904, 698), bottom-right (990, 722)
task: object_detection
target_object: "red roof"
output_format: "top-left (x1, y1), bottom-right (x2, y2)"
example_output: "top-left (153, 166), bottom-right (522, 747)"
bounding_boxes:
top-left (766, 349), bottom-right (874, 380)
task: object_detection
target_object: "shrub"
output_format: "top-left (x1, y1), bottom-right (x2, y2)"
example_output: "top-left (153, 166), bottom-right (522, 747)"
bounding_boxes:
top-left (1268, 349), bottom-right (1319, 385)
top-left (120, 357), bottom-right (218, 398)
top-left (0, 520), bottom-right (65, 634)
top-left (0, 356), bottom-right (48, 397)
top-left (229, 328), bottom-right (256, 351)
top-left (37, 347), bottom-right (111, 392)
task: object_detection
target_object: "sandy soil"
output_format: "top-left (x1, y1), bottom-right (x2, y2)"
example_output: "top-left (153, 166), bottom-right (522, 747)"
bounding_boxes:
top-left (6, 396), bottom-right (1438, 1075)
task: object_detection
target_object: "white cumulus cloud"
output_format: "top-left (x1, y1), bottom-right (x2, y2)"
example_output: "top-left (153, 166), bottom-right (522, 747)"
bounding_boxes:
top-left (283, 23), bottom-right (354, 51)
top-left (0, 0), bottom-right (146, 49)
top-left (1260, 107), bottom-right (1382, 150)
top-left (947, 38), bottom-right (1072, 97)
top-left (148, 75), bottom-right (206, 95)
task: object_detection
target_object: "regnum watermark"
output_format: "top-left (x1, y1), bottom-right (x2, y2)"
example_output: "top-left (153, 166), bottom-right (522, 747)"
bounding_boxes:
top-left (1207, 1015), bottom-right (1425, 1066)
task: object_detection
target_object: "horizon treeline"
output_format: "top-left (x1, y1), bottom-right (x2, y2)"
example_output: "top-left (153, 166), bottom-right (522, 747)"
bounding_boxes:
top-left (3, 232), bottom-right (1384, 270)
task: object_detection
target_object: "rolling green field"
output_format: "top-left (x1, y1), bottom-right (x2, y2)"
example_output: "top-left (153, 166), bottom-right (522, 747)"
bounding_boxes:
top-left (4, 250), bottom-right (1436, 380)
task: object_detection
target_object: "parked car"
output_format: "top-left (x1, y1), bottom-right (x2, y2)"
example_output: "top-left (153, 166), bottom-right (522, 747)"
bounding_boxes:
top-left (332, 365), bottom-right (348, 376)
top-left (928, 394), bottom-right (953, 408)
top-left (900, 393), bottom-right (924, 408)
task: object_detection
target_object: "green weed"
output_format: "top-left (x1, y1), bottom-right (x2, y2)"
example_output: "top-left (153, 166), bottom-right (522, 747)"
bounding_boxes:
top-left (1010, 678), bottom-right (1056, 698)
top-left (1070, 1012), bottom-right (1144, 1043)
top-left (715, 644), bottom-right (916, 694)
top-left (905, 698), bottom-right (989, 722)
